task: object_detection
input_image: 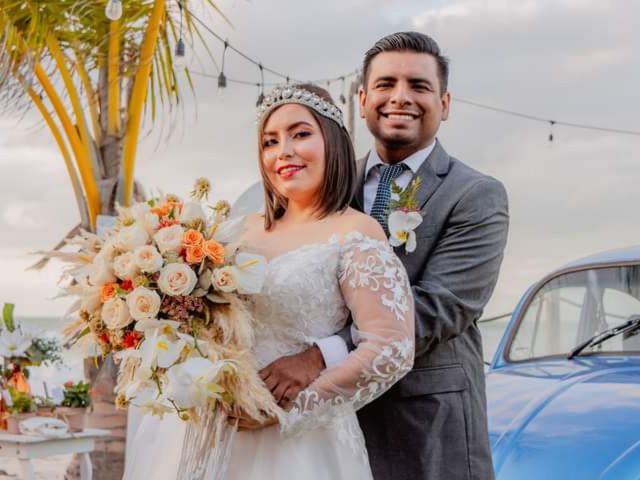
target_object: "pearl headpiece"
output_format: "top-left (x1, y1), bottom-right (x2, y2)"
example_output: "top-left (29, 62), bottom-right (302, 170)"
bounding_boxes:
top-left (257, 85), bottom-right (345, 129)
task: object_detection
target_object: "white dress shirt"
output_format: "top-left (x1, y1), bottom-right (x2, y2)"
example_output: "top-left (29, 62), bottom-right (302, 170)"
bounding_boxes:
top-left (316, 141), bottom-right (436, 369)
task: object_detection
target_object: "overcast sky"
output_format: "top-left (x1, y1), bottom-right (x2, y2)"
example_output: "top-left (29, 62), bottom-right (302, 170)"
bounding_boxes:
top-left (0, 0), bottom-right (638, 321)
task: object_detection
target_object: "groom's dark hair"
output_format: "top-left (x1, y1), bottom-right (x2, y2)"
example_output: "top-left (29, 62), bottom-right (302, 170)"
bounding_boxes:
top-left (362, 32), bottom-right (449, 94)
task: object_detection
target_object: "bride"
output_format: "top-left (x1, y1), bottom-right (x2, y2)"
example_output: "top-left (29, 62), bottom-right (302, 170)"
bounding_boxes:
top-left (124, 84), bottom-right (415, 479)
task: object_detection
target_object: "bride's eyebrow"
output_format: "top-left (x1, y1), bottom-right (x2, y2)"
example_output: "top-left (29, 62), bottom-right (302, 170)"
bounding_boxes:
top-left (262, 121), bottom-right (314, 136)
top-left (287, 121), bottom-right (313, 131)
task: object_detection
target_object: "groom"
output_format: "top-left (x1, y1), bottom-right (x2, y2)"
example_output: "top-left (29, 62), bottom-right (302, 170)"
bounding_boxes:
top-left (260, 32), bottom-right (508, 480)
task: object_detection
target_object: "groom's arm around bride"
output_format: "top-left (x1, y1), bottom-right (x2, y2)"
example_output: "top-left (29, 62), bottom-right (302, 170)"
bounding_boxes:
top-left (260, 32), bottom-right (508, 480)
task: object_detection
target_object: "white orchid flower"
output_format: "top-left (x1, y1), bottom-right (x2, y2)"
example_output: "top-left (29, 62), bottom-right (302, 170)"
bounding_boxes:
top-left (121, 365), bottom-right (156, 400)
top-left (212, 215), bottom-right (245, 244)
top-left (388, 210), bottom-right (423, 253)
top-left (131, 387), bottom-right (173, 418)
top-left (235, 253), bottom-right (267, 294)
top-left (134, 318), bottom-right (181, 336)
top-left (0, 329), bottom-right (32, 357)
top-left (140, 330), bottom-right (186, 369)
top-left (166, 357), bottom-right (235, 409)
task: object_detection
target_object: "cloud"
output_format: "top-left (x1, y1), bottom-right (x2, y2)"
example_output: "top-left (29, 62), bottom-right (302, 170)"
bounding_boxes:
top-left (2, 202), bottom-right (41, 229)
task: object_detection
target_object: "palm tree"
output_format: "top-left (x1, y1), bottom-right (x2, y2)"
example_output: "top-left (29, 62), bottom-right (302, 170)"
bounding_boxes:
top-left (0, 1), bottom-right (225, 477)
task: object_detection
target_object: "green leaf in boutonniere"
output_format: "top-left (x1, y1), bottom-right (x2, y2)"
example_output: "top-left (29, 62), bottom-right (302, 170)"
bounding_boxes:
top-left (387, 178), bottom-right (424, 254)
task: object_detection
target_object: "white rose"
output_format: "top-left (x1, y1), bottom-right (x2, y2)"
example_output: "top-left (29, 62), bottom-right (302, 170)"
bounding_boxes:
top-left (133, 245), bottom-right (164, 273)
top-left (113, 252), bottom-right (138, 280)
top-left (126, 287), bottom-right (161, 321)
top-left (89, 259), bottom-right (117, 286)
top-left (179, 200), bottom-right (206, 224)
top-left (153, 224), bottom-right (185, 254)
top-left (212, 266), bottom-right (240, 293)
top-left (116, 224), bottom-right (149, 251)
top-left (158, 263), bottom-right (198, 296)
top-left (102, 297), bottom-right (133, 329)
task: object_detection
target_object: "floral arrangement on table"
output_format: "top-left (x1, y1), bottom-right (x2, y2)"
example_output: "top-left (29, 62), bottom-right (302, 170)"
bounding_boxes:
top-left (5, 388), bottom-right (37, 415)
top-left (0, 303), bottom-right (63, 393)
top-left (61, 380), bottom-right (92, 409)
top-left (56, 178), bottom-right (280, 475)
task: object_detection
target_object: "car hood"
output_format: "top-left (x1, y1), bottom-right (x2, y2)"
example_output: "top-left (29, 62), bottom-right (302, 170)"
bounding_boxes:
top-left (487, 358), bottom-right (640, 480)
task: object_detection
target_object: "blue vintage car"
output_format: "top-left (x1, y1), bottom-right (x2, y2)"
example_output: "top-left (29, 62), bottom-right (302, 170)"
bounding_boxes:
top-left (487, 246), bottom-right (640, 479)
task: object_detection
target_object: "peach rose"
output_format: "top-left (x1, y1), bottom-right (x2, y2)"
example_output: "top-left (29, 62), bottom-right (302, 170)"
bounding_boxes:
top-left (100, 283), bottom-right (118, 303)
top-left (158, 263), bottom-right (198, 296)
top-left (126, 287), bottom-right (161, 321)
top-left (203, 240), bottom-right (225, 265)
top-left (212, 266), bottom-right (239, 293)
top-left (186, 245), bottom-right (206, 264)
top-left (183, 229), bottom-right (204, 247)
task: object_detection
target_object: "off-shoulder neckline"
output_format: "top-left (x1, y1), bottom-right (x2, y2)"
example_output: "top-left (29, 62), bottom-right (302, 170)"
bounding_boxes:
top-left (239, 230), bottom-right (391, 265)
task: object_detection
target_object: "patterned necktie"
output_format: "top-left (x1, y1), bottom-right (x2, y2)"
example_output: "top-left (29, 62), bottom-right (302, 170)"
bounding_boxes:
top-left (370, 163), bottom-right (408, 232)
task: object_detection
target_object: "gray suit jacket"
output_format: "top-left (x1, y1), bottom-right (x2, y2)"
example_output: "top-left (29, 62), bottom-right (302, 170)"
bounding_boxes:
top-left (351, 140), bottom-right (508, 480)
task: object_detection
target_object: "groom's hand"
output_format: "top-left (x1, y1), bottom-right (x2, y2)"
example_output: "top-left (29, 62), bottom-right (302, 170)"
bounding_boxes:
top-left (259, 345), bottom-right (325, 409)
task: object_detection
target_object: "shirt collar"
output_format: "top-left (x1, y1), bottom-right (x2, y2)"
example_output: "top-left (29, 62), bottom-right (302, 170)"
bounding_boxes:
top-left (365, 140), bottom-right (437, 178)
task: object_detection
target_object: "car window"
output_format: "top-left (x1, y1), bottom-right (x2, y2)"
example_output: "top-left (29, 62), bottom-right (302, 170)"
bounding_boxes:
top-left (508, 265), bottom-right (640, 361)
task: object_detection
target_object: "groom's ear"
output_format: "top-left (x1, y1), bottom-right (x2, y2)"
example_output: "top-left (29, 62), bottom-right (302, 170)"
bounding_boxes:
top-left (358, 87), bottom-right (367, 119)
top-left (441, 91), bottom-right (451, 121)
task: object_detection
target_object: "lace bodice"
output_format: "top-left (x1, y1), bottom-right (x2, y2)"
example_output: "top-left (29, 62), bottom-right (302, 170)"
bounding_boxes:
top-left (248, 237), bottom-right (348, 368)
top-left (242, 230), bottom-right (415, 436)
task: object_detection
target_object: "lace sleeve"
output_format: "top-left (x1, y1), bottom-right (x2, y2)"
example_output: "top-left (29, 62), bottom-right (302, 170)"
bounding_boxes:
top-left (281, 232), bottom-right (415, 436)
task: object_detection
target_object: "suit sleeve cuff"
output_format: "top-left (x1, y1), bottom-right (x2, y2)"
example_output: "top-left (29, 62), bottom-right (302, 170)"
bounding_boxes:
top-left (315, 335), bottom-right (349, 370)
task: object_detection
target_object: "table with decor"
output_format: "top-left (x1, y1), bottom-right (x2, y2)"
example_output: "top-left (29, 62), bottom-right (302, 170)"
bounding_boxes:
top-left (0, 428), bottom-right (109, 480)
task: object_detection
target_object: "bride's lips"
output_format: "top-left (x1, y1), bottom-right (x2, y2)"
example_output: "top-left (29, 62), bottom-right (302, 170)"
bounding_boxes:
top-left (276, 164), bottom-right (306, 179)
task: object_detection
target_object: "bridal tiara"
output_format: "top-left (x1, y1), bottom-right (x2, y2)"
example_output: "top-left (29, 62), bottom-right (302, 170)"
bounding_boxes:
top-left (257, 85), bottom-right (345, 129)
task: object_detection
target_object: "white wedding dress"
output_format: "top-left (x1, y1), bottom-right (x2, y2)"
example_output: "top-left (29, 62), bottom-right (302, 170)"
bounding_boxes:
top-left (124, 231), bottom-right (414, 480)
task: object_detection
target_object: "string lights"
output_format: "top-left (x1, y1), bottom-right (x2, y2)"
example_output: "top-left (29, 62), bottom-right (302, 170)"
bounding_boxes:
top-left (256, 64), bottom-right (265, 107)
top-left (99, 1), bottom-right (640, 141)
top-left (217, 40), bottom-right (228, 92)
top-left (174, 0), bottom-right (185, 62)
top-left (105, 0), bottom-right (123, 21)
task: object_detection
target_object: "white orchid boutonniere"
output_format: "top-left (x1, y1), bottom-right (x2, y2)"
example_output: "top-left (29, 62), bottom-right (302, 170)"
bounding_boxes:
top-left (388, 178), bottom-right (424, 254)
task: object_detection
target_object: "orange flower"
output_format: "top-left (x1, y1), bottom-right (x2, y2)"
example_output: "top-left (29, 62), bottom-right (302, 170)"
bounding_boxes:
top-left (158, 219), bottom-right (181, 229)
top-left (183, 229), bottom-right (204, 247)
top-left (150, 205), bottom-right (170, 217)
top-left (203, 240), bottom-right (225, 265)
top-left (100, 283), bottom-right (118, 302)
top-left (186, 245), bottom-right (206, 264)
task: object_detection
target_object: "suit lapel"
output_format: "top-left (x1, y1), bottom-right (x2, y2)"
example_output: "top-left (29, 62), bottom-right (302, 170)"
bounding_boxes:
top-left (351, 155), bottom-right (368, 213)
top-left (412, 140), bottom-right (450, 211)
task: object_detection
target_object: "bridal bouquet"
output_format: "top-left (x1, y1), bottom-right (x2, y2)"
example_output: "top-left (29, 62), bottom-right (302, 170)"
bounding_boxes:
top-left (58, 179), bottom-right (280, 477)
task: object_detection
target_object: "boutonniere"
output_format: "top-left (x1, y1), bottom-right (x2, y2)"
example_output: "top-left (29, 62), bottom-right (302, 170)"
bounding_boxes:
top-left (387, 177), bottom-right (423, 254)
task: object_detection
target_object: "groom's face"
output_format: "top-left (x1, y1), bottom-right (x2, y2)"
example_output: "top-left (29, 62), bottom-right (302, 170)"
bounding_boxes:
top-left (359, 51), bottom-right (450, 161)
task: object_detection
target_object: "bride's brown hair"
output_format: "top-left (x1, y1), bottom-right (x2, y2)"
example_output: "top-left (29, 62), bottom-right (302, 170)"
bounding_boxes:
top-left (258, 84), bottom-right (357, 230)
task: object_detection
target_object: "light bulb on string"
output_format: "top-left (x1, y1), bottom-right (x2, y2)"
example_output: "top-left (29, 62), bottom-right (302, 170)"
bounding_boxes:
top-left (256, 63), bottom-right (265, 107)
top-left (173, 0), bottom-right (185, 69)
top-left (548, 120), bottom-right (555, 143)
top-left (217, 40), bottom-right (228, 96)
top-left (105, 0), bottom-right (123, 21)
top-left (173, 38), bottom-right (186, 69)
top-left (339, 76), bottom-right (346, 105)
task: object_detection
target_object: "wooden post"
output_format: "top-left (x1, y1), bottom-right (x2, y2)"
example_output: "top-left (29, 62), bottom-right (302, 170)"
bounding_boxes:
top-left (346, 71), bottom-right (362, 140)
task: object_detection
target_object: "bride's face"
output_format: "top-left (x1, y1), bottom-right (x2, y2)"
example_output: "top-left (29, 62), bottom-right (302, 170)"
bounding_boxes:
top-left (261, 104), bottom-right (326, 206)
